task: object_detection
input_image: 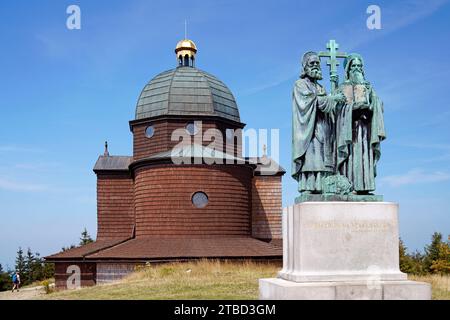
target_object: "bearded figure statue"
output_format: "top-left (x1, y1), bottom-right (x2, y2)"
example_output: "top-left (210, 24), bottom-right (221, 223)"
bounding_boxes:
top-left (292, 51), bottom-right (346, 194)
top-left (336, 53), bottom-right (386, 194)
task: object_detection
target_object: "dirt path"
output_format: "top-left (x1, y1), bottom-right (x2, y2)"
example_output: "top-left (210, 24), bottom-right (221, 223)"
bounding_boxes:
top-left (0, 286), bottom-right (46, 300)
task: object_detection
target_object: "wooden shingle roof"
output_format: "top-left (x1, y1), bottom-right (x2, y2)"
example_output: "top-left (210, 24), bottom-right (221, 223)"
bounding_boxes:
top-left (93, 156), bottom-right (132, 172)
top-left (45, 237), bottom-right (281, 261)
top-left (45, 238), bottom-right (130, 260)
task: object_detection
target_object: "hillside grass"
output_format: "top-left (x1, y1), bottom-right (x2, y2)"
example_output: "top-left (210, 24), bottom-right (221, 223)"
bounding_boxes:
top-left (39, 260), bottom-right (449, 300)
top-left (41, 260), bottom-right (281, 300)
top-left (410, 274), bottom-right (450, 300)
top-left (23, 278), bottom-right (55, 289)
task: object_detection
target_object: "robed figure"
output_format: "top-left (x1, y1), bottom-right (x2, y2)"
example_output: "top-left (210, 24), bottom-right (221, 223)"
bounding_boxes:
top-left (336, 53), bottom-right (386, 194)
top-left (292, 52), bottom-right (345, 193)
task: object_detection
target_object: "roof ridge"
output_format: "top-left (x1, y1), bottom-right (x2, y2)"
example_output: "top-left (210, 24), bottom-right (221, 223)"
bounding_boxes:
top-left (81, 238), bottom-right (132, 259)
top-left (44, 238), bottom-right (132, 261)
top-left (201, 73), bottom-right (240, 120)
top-left (200, 70), bottom-right (217, 115)
top-left (166, 67), bottom-right (178, 114)
top-left (135, 68), bottom-right (175, 118)
top-left (84, 237), bottom-right (137, 258)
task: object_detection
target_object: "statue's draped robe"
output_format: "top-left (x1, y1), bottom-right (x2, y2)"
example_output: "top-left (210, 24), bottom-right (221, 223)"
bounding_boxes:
top-left (336, 81), bottom-right (385, 192)
top-left (292, 78), bottom-right (336, 192)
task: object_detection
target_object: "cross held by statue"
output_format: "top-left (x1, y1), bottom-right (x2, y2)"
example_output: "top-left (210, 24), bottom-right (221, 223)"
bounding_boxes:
top-left (319, 40), bottom-right (347, 92)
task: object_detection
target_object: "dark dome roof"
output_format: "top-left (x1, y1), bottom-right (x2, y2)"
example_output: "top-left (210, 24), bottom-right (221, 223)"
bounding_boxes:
top-left (135, 67), bottom-right (240, 122)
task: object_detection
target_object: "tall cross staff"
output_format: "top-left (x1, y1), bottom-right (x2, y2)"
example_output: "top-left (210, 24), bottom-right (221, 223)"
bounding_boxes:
top-left (318, 40), bottom-right (347, 93)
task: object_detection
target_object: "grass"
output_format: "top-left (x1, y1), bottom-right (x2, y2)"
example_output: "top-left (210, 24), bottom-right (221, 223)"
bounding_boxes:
top-left (41, 260), bottom-right (281, 300)
top-left (39, 261), bottom-right (450, 300)
top-left (23, 278), bottom-right (55, 289)
top-left (410, 274), bottom-right (450, 300)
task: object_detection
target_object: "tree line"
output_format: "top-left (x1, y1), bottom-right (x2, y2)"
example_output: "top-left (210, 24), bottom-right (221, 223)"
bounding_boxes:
top-left (400, 232), bottom-right (449, 275)
top-left (0, 228), bottom-right (93, 291)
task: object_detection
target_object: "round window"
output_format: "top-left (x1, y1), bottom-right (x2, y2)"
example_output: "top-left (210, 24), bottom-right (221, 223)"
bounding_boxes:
top-left (145, 125), bottom-right (155, 138)
top-left (186, 122), bottom-right (199, 136)
top-left (192, 192), bottom-right (209, 208)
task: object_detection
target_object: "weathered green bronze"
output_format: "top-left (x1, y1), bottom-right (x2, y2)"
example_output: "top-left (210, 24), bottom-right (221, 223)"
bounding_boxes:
top-left (318, 40), bottom-right (347, 92)
top-left (292, 51), bottom-right (346, 195)
top-left (337, 53), bottom-right (386, 195)
top-left (292, 41), bottom-right (385, 202)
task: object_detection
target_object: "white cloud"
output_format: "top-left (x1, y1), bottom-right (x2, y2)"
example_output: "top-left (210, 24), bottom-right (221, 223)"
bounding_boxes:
top-left (418, 111), bottom-right (450, 127)
top-left (387, 142), bottom-right (450, 165)
top-left (383, 0), bottom-right (449, 31)
top-left (0, 178), bottom-right (48, 192)
top-left (380, 169), bottom-right (450, 187)
top-left (0, 145), bottom-right (44, 153)
top-left (337, 0), bottom-right (450, 51)
top-left (13, 162), bottom-right (62, 171)
top-left (34, 33), bottom-right (67, 59)
top-left (243, 75), bottom-right (294, 95)
top-left (393, 142), bottom-right (450, 151)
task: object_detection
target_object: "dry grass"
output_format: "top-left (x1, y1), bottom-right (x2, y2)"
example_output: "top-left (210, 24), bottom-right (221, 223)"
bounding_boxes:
top-left (23, 278), bottom-right (55, 289)
top-left (38, 260), bottom-right (449, 300)
top-left (409, 274), bottom-right (450, 300)
top-left (40, 260), bottom-right (281, 300)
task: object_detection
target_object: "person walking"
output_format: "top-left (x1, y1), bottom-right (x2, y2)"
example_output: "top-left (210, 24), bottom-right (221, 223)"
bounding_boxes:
top-left (11, 272), bottom-right (20, 292)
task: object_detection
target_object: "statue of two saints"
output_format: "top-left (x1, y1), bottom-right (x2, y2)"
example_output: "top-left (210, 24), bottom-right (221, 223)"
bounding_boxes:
top-left (292, 51), bottom-right (386, 196)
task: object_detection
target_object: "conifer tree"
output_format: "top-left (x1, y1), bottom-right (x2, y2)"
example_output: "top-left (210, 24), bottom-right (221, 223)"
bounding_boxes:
top-left (33, 252), bottom-right (45, 281)
top-left (80, 228), bottom-right (93, 246)
top-left (43, 262), bottom-right (55, 279)
top-left (399, 238), bottom-right (414, 274)
top-left (430, 237), bottom-right (450, 274)
top-left (15, 247), bottom-right (26, 275)
top-left (25, 248), bottom-right (36, 283)
top-left (0, 265), bottom-right (10, 292)
top-left (61, 245), bottom-right (76, 252)
top-left (424, 232), bottom-right (444, 272)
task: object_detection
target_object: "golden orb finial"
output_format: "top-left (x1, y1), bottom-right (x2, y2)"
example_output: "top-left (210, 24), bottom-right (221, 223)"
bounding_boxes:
top-left (175, 39), bottom-right (197, 67)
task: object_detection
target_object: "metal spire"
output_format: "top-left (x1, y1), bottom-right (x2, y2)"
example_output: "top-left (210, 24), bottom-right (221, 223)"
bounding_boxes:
top-left (104, 141), bottom-right (110, 157)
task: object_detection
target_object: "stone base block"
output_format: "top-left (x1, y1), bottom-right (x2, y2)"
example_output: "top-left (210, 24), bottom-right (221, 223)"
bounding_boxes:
top-left (280, 202), bottom-right (406, 281)
top-left (259, 278), bottom-right (431, 300)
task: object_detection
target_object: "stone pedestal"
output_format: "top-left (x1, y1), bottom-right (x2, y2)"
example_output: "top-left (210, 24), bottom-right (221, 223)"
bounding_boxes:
top-left (259, 202), bottom-right (431, 300)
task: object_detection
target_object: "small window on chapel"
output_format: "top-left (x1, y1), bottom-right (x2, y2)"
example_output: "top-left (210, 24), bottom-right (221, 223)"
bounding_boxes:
top-left (226, 129), bottom-right (234, 142)
top-left (186, 122), bottom-right (199, 136)
top-left (192, 192), bottom-right (208, 208)
top-left (145, 125), bottom-right (155, 138)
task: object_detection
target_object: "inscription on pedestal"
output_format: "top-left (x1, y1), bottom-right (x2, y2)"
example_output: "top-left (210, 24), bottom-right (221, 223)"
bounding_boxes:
top-left (306, 220), bottom-right (391, 232)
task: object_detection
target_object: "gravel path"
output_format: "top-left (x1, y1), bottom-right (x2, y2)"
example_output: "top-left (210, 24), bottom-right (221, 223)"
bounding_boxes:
top-left (0, 286), bottom-right (46, 300)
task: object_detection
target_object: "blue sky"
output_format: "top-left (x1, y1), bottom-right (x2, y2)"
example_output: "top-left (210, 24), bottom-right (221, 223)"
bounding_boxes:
top-left (0, 0), bottom-right (449, 269)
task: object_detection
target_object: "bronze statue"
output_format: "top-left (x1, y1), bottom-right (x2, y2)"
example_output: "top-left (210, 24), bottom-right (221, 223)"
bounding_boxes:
top-left (292, 41), bottom-right (385, 201)
top-left (291, 51), bottom-right (346, 194)
top-left (336, 53), bottom-right (386, 194)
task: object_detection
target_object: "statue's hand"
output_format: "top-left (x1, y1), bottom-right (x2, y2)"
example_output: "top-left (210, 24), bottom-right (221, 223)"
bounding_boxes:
top-left (332, 92), bottom-right (347, 104)
top-left (330, 74), bottom-right (339, 84)
top-left (353, 101), bottom-right (370, 110)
